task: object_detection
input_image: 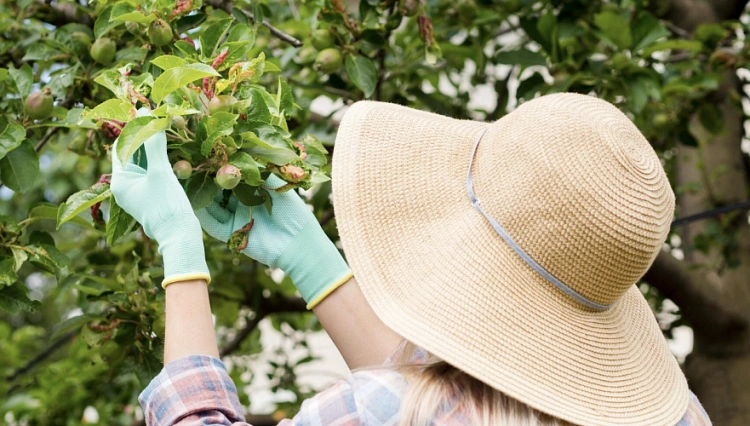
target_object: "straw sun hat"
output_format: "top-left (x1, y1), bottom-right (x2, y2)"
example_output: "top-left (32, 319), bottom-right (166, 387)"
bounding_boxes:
top-left (331, 93), bottom-right (688, 426)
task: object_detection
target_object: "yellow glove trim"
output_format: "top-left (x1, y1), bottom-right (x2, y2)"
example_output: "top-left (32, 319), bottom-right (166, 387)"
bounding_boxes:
top-left (162, 273), bottom-right (212, 289)
top-left (305, 271), bottom-right (354, 310)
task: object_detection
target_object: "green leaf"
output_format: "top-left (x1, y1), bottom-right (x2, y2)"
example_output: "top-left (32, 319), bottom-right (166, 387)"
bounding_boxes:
top-left (196, 112), bottom-right (238, 155)
top-left (594, 11), bottom-right (632, 49)
top-left (27, 243), bottom-right (70, 278)
top-left (80, 325), bottom-right (105, 347)
top-left (115, 116), bottom-right (169, 166)
top-left (53, 108), bottom-right (97, 129)
top-left (0, 68), bottom-right (8, 82)
top-left (151, 64), bottom-right (220, 103)
top-left (233, 183), bottom-right (266, 206)
top-left (10, 247), bottom-right (27, 272)
top-left (51, 313), bottom-right (101, 340)
top-left (345, 55), bottom-right (377, 98)
top-left (200, 18), bottom-right (233, 59)
top-left (276, 77), bottom-right (294, 118)
top-left (631, 12), bottom-right (669, 52)
top-left (150, 55), bottom-right (189, 71)
top-left (0, 116), bottom-right (26, 160)
top-left (109, 3), bottom-right (156, 24)
top-left (0, 141), bottom-right (39, 193)
top-left (239, 125), bottom-right (298, 165)
top-left (84, 99), bottom-right (135, 123)
top-left (29, 204), bottom-right (95, 229)
top-left (185, 173), bottom-right (218, 210)
top-left (496, 48), bottom-right (547, 67)
top-left (107, 197), bottom-right (137, 246)
top-left (94, 70), bottom-right (126, 98)
top-left (57, 182), bottom-right (111, 229)
top-left (245, 87), bottom-right (272, 122)
top-left (0, 284), bottom-right (39, 313)
top-left (0, 258), bottom-right (18, 288)
top-left (695, 23), bottom-right (728, 47)
top-left (300, 134), bottom-right (329, 167)
top-left (642, 39), bottom-right (703, 56)
top-left (151, 103), bottom-right (201, 117)
top-left (94, 6), bottom-right (122, 39)
top-left (229, 152), bottom-right (263, 186)
top-left (8, 63), bottom-right (33, 100)
top-left (22, 43), bottom-right (65, 61)
top-left (116, 47), bottom-right (149, 63)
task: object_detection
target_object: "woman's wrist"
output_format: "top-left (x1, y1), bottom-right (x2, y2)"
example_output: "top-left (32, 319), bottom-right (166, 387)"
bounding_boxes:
top-left (164, 279), bottom-right (220, 363)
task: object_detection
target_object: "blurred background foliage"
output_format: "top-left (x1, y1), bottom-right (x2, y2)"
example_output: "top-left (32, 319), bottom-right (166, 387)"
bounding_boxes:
top-left (1, 0), bottom-right (749, 424)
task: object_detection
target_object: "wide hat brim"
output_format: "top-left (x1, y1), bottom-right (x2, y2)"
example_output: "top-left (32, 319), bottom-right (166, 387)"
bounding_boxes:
top-left (331, 99), bottom-right (689, 426)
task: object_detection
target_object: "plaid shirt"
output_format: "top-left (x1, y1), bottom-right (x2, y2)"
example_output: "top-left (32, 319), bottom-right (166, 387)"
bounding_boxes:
top-left (139, 349), bottom-right (711, 425)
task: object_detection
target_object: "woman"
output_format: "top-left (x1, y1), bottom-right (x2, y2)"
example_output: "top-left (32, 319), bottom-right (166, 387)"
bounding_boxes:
top-left (111, 93), bottom-right (711, 425)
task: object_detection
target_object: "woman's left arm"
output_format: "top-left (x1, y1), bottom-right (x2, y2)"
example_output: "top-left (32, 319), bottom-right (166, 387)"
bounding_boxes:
top-left (110, 111), bottom-right (249, 425)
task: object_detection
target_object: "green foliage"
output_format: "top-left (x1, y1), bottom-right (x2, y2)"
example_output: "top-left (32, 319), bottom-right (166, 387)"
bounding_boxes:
top-left (0, 0), bottom-right (748, 424)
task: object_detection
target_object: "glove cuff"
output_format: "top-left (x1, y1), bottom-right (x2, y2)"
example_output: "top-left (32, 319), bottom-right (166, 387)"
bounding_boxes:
top-left (276, 219), bottom-right (352, 309)
top-left (153, 214), bottom-right (211, 288)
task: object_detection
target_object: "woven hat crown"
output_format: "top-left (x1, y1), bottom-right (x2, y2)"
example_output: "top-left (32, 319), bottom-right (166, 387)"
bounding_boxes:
top-left (473, 94), bottom-right (675, 306)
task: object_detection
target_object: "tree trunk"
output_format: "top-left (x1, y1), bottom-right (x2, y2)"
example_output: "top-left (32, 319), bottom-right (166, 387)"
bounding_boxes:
top-left (647, 1), bottom-right (750, 424)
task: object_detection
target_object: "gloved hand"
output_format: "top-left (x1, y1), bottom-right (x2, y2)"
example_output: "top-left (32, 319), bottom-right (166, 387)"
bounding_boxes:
top-left (110, 108), bottom-right (210, 288)
top-left (196, 176), bottom-right (352, 309)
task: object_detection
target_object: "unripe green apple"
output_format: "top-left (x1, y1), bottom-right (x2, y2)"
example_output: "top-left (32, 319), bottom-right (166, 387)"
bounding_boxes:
top-left (311, 29), bottom-right (335, 50)
top-left (215, 165), bottom-right (241, 189)
top-left (173, 160), bottom-right (192, 180)
top-left (90, 37), bottom-right (116, 65)
top-left (126, 21), bottom-right (140, 35)
top-left (148, 19), bottom-right (173, 47)
top-left (71, 31), bottom-right (92, 48)
top-left (207, 95), bottom-right (237, 114)
top-left (171, 115), bottom-right (187, 130)
top-left (314, 48), bottom-right (343, 74)
top-left (24, 89), bottom-right (54, 120)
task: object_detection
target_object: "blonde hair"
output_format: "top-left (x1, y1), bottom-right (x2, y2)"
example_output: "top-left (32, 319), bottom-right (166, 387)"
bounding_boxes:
top-left (391, 341), bottom-right (711, 426)
top-left (393, 341), bottom-right (574, 426)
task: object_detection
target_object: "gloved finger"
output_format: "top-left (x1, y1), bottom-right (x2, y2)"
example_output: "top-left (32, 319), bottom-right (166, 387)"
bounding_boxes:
top-left (195, 208), bottom-right (232, 241)
top-left (205, 201), bottom-right (233, 224)
top-left (143, 130), bottom-right (171, 172)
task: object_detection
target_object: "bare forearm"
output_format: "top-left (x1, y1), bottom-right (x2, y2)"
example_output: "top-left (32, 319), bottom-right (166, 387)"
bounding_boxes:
top-left (164, 280), bottom-right (219, 364)
top-left (312, 277), bottom-right (402, 369)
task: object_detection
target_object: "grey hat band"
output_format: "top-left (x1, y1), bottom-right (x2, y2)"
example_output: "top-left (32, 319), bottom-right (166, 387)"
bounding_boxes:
top-left (466, 127), bottom-right (613, 311)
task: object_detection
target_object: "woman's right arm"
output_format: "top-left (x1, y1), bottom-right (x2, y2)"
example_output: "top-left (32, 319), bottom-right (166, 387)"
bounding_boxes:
top-left (312, 277), bottom-right (402, 369)
top-left (196, 183), bottom-right (402, 370)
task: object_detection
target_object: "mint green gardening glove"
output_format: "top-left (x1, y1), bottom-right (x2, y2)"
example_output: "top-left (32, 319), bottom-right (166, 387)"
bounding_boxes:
top-left (110, 108), bottom-right (210, 288)
top-left (195, 176), bottom-right (352, 309)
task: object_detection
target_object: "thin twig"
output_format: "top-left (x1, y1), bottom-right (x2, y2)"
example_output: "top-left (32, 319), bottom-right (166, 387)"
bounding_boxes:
top-left (235, 8), bottom-right (303, 47)
top-left (288, 79), bottom-right (358, 100)
top-left (319, 210), bottom-right (335, 227)
top-left (220, 311), bottom-right (267, 357)
top-left (34, 126), bottom-right (60, 151)
top-left (667, 22), bottom-right (692, 39)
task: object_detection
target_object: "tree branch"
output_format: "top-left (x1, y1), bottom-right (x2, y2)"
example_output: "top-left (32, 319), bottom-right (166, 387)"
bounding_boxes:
top-left (6, 330), bottom-right (76, 383)
top-left (220, 311), bottom-right (267, 357)
top-left (643, 251), bottom-right (747, 333)
top-left (219, 295), bottom-right (307, 357)
top-left (34, 126), bottom-right (61, 151)
top-left (205, 0), bottom-right (303, 47)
